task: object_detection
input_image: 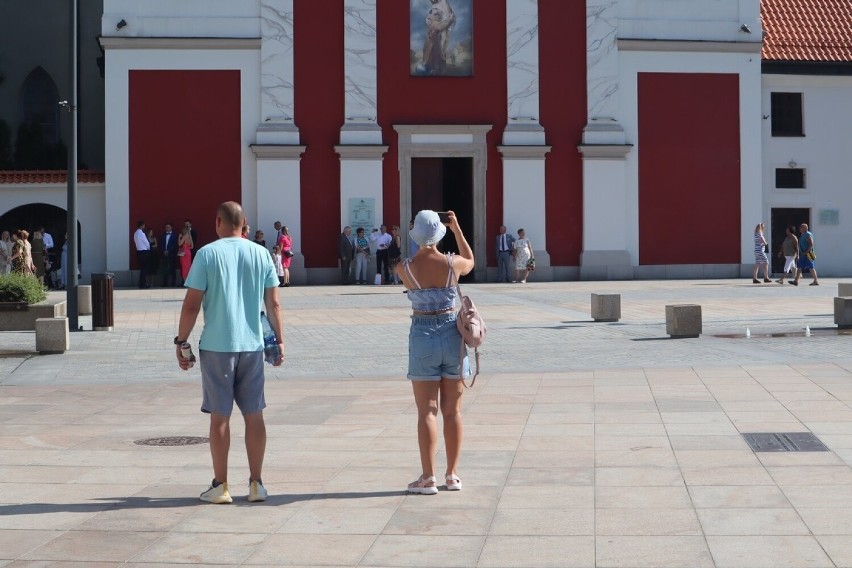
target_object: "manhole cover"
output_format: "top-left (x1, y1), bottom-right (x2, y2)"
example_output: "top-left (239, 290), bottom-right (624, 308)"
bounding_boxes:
top-left (134, 436), bottom-right (209, 447)
top-left (742, 432), bottom-right (828, 452)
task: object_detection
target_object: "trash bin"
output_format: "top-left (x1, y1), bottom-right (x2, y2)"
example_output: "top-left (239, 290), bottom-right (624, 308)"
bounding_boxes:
top-left (92, 272), bottom-right (115, 331)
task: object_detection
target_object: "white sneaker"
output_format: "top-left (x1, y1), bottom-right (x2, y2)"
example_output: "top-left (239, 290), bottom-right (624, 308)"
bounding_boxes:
top-left (199, 481), bottom-right (232, 504)
top-left (407, 475), bottom-right (438, 495)
top-left (248, 479), bottom-right (268, 502)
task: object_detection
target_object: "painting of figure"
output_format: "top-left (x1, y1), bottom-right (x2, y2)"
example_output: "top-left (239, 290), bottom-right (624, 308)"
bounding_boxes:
top-left (410, 0), bottom-right (473, 77)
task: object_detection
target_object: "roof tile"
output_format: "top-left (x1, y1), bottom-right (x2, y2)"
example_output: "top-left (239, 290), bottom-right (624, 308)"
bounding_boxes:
top-left (0, 170), bottom-right (105, 184)
top-left (762, 0), bottom-right (852, 62)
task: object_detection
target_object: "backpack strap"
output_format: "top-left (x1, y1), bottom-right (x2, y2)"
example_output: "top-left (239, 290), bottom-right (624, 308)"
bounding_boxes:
top-left (403, 258), bottom-right (421, 289)
top-left (445, 253), bottom-right (456, 288)
top-left (461, 341), bottom-right (479, 389)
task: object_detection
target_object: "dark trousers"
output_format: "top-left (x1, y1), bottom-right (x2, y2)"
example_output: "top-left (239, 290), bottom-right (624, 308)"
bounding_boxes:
top-left (136, 250), bottom-right (149, 288)
top-left (162, 255), bottom-right (177, 287)
top-left (340, 257), bottom-right (352, 284)
top-left (376, 249), bottom-right (390, 282)
top-left (497, 250), bottom-right (513, 282)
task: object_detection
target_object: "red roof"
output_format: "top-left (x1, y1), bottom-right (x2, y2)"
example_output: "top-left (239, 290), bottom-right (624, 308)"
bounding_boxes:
top-left (0, 170), bottom-right (105, 184)
top-left (762, 0), bottom-right (852, 62)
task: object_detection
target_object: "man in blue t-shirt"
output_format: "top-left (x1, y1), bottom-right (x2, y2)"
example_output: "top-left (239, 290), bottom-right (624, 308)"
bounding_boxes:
top-left (792, 223), bottom-right (819, 286)
top-left (176, 201), bottom-right (284, 504)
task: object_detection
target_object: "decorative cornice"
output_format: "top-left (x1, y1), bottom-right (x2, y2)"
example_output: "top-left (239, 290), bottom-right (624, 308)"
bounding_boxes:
top-left (394, 125), bottom-right (493, 136)
top-left (577, 144), bottom-right (634, 160)
top-left (334, 145), bottom-right (389, 160)
top-left (98, 37), bottom-right (261, 50)
top-left (498, 145), bottom-right (552, 159)
top-left (250, 145), bottom-right (306, 160)
top-left (617, 39), bottom-right (761, 53)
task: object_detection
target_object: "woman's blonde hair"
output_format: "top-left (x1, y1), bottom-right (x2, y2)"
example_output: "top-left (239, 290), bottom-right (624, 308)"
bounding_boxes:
top-left (754, 222), bottom-right (764, 233)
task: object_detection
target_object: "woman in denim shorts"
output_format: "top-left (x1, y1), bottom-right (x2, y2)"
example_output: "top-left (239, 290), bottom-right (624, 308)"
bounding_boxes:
top-left (395, 209), bottom-right (474, 495)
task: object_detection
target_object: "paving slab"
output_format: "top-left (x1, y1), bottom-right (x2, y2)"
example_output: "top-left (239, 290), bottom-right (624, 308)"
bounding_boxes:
top-left (1, 279), bottom-right (852, 566)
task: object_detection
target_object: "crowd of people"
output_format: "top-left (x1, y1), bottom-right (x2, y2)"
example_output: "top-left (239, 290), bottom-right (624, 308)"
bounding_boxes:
top-left (133, 219), bottom-right (294, 289)
top-left (0, 225), bottom-right (76, 289)
top-left (753, 221), bottom-right (819, 286)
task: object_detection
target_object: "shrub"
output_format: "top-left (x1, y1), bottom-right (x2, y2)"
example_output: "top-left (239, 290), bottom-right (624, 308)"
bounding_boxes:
top-left (0, 273), bottom-right (47, 304)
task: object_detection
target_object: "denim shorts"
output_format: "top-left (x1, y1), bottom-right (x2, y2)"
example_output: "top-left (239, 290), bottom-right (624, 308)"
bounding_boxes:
top-left (408, 313), bottom-right (470, 381)
top-left (199, 350), bottom-right (266, 416)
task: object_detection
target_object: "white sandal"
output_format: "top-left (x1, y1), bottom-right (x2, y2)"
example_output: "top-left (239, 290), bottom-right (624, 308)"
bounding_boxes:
top-left (445, 474), bottom-right (462, 491)
top-left (407, 475), bottom-right (438, 495)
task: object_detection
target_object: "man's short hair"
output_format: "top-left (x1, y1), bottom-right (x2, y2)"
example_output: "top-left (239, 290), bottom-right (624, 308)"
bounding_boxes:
top-left (217, 201), bottom-right (245, 229)
top-left (137, 220), bottom-right (145, 228)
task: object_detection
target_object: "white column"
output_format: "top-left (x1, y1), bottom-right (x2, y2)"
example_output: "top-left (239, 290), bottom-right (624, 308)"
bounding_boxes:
top-left (252, 145), bottom-right (306, 284)
top-left (578, 0), bottom-right (633, 280)
top-left (257, 0), bottom-right (299, 144)
top-left (341, 0), bottom-right (381, 144)
top-left (339, 0), bottom-right (385, 265)
top-left (502, 0), bottom-right (550, 279)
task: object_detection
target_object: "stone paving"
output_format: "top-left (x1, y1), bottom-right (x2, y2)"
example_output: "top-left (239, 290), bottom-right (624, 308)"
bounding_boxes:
top-left (1, 279), bottom-right (852, 567)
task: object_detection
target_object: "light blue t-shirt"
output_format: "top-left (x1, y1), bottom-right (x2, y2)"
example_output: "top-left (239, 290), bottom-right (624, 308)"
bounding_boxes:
top-left (184, 237), bottom-right (279, 353)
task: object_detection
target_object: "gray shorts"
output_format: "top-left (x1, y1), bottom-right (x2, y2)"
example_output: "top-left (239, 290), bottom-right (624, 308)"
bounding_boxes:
top-left (199, 350), bottom-right (266, 416)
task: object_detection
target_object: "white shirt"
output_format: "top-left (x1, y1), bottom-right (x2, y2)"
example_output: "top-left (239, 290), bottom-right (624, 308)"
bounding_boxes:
top-left (134, 228), bottom-right (150, 251)
top-left (370, 232), bottom-right (392, 249)
top-left (42, 232), bottom-right (54, 249)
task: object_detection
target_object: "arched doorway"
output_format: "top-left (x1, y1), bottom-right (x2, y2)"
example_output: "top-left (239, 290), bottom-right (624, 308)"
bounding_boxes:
top-left (0, 202), bottom-right (82, 269)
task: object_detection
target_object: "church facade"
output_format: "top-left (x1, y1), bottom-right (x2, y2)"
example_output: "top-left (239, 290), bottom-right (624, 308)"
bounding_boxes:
top-left (6, 0), bottom-right (848, 282)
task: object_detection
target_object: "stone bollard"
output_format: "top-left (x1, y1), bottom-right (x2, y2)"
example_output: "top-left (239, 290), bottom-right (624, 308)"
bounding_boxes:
top-left (35, 317), bottom-right (69, 354)
top-left (77, 284), bottom-right (92, 315)
top-left (838, 283), bottom-right (852, 297)
top-left (665, 304), bottom-right (702, 338)
top-left (835, 297), bottom-right (852, 329)
top-left (591, 293), bottom-right (621, 322)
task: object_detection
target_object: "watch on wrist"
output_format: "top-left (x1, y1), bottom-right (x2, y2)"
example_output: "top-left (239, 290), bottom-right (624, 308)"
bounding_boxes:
top-left (174, 336), bottom-right (186, 345)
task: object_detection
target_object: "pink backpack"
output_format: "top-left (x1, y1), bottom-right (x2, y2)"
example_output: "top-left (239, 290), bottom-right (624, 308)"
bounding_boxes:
top-left (455, 282), bottom-right (486, 387)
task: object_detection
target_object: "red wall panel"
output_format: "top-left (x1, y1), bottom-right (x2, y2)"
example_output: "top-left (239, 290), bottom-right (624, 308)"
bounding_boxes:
top-left (638, 72), bottom-right (741, 265)
top-left (129, 70), bottom-right (241, 267)
top-left (294, 0), bottom-right (345, 268)
top-left (539, 0), bottom-right (586, 266)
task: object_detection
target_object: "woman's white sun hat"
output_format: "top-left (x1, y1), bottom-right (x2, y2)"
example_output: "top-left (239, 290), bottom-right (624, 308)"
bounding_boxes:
top-left (409, 210), bottom-right (446, 247)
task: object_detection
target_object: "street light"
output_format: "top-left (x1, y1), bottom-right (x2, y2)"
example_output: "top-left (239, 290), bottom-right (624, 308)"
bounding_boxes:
top-left (65, 0), bottom-right (79, 331)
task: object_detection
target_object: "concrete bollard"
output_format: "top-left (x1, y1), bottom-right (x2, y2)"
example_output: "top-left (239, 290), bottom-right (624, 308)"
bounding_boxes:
top-left (838, 283), bottom-right (852, 297)
top-left (665, 304), bottom-right (702, 338)
top-left (591, 293), bottom-right (621, 322)
top-left (835, 297), bottom-right (852, 329)
top-left (35, 317), bottom-right (69, 354)
top-left (77, 284), bottom-right (92, 315)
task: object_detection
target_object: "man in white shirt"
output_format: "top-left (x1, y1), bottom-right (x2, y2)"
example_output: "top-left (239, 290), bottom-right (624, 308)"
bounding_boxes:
top-left (370, 224), bottom-right (392, 284)
top-left (133, 220), bottom-right (151, 289)
top-left (39, 226), bottom-right (54, 255)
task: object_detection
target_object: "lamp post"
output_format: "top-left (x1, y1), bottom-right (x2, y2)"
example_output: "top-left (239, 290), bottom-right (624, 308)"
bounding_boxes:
top-left (65, 0), bottom-right (79, 331)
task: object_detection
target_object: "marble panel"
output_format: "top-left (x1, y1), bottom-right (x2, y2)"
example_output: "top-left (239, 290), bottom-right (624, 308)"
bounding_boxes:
top-left (260, 0), bottom-right (295, 121)
top-left (586, 0), bottom-right (619, 118)
top-left (506, 0), bottom-right (540, 121)
top-left (344, 0), bottom-right (378, 121)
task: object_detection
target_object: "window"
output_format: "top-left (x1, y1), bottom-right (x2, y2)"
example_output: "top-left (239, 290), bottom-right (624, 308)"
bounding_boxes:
top-left (771, 92), bottom-right (804, 137)
top-left (776, 168), bottom-right (805, 189)
top-left (19, 67), bottom-right (60, 143)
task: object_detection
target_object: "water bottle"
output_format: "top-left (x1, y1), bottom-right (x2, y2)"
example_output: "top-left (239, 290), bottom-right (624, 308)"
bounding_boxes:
top-left (260, 312), bottom-right (281, 365)
top-left (180, 342), bottom-right (196, 369)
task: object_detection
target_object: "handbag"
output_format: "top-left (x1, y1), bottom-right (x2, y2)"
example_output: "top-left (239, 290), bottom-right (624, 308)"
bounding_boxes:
top-left (806, 249), bottom-right (816, 261)
top-left (454, 280), bottom-right (486, 388)
top-left (526, 258), bottom-right (536, 271)
top-left (283, 249), bottom-right (294, 258)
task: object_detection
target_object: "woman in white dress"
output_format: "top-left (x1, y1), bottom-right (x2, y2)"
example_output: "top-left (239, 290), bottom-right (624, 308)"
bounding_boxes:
top-left (513, 228), bottom-right (534, 283)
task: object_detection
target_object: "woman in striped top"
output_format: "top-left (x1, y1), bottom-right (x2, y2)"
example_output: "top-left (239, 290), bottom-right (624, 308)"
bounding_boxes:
top-left (752, 222), bottom-right (771, 284)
